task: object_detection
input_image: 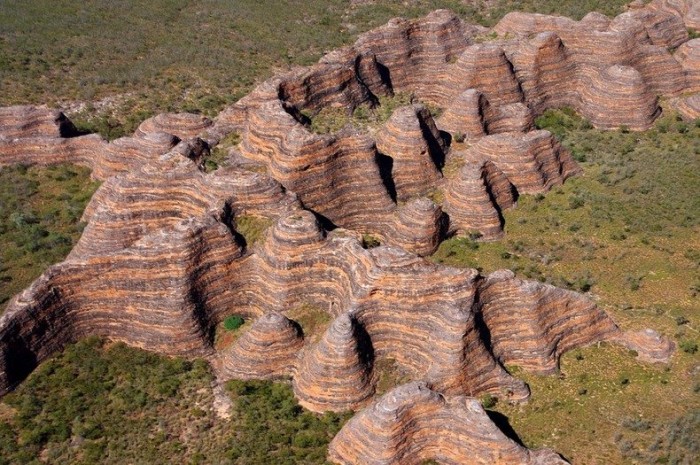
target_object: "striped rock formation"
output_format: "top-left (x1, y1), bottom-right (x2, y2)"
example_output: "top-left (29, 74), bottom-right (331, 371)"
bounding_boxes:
top-left (646, 0), bottom-right (700, 29)
top-left (436, 90), bottom-right (534, 140)
top-left (0, 106), bottom-right (78, 139)
top-left (374, 104), bottom-right (445, 201)
top-left (670, 93), bottom-right (700, 120)
top-left (215, 0), bottom-right (698, 242)
top-left (0, 133), bottom-right (106, 169)
top-left (613, 329), bottom-right (676, 364)
top-left (218, 312), bottom-right (303, 380)
top-left (675, 39), bottom-right (700, 93)
top-left (3, 204), bottom-right (662, 410)
top-left (292, 314), bottom-right (375, 412)
top-left (0, 108), bottom-right (220, 181)
top-left (385, 197), bottom-right (446, 257)
top-left (443, 159), bottom-right (515, 239)
top-left (328, 382), bottom-right (569, 465)
top-left (0, 3), bottom-right (692, 463)
top-left (444, 130), bottom-right (579, 238)
top-left (71, 152), bottom-right (297, 258)
top-left (135, 112), bottom-right (213, 140)
top-left (478, 270), bottom-right (618, 374)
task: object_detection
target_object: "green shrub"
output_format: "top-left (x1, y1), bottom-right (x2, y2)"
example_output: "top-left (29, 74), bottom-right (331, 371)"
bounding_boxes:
top-left (362, 234), bottom-right (381, 249)
top-left (223, 315), bottom-right (244, 331)
top-left (679, 340), bottom-right (698, 355)
top-left (481, 394), bottom-right (498, 409)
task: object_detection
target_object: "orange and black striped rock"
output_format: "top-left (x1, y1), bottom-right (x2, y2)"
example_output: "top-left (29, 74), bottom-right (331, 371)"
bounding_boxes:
top-left (3, 205), bottom-right (662, 404)
top-left (0, 133), bottom-right (106, 170)
top-left (218, 312), bottom-right (303, 380)
top-left (0, 4), bottom-right (690, 462)
top-left (328, 382), bottom-right (569, 465)
top-left (647, 0), bottom-right (700, 30)
top-left (293, 314), bottom-right (375, 412)
top-left (385, 197), bottom-right (446, 257)
top-left (136, 112), bottom-right (213, 140)
top-left (670, 93), bottom-right (700, 120)
top-left (0, 106), bottom-right (78, 139)
top-left (443, 130), bottom-right (578, 238)
top-left (375, 104), bottom-right (444, 201)
top-left (477, 270), bottom-right (620, 374)
top-left (675, 39), bottom-right (700, 93)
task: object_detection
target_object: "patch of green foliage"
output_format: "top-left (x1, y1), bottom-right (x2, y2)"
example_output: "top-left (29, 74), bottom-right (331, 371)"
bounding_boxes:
top-left (225, 380), bottom-right (352, 464)
top-left (0, 164), bottom-right (99, 312)
top-left (285, 304), bottom-right (332, 342)
top-left (480, 393), bottom-right (498, 409)
top-left (0, 337), bottom-right (215, 465)
top-left (304, 92), bottom-right (419, 134)
top-left (235, 215), bottom-right (273, 247)
top-left (361, 234), bottom-right (381, 249)
top-left (205, 132), bottom-right (240, 172)
top-left (373, 357), bottom-right (412, 395)
top-left (223, 315), bottom-right (244, 331)
top-left (0, 338), bottom-right (352, 464)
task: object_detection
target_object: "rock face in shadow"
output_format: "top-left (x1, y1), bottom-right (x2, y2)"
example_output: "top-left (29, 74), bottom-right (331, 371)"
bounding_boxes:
top-left (375, 104), bottom-right (444, 201)
top-left (0, 1), bottom-right (691, 463)
top-left (0, 106), bottom-right (78, 139)
top-left (328, 382), bottom-right (570, 465)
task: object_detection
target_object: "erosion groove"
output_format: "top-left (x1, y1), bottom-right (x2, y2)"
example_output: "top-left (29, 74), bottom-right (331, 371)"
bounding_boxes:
top-left (0, 0), bottom-right (695, 463)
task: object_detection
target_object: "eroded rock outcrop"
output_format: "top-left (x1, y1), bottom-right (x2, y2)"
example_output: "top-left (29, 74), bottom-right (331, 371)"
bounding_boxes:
top-left (443, 130), bottom-right (579, 238)
top-left (293, 314), bottom-right (375, 412)
top-left (328, 382), bottom-right (569, 465)
top-left (0, 2), bottom-right (690, 463)
top-left (375, 104), bottom-right (445, 201)
top-left (218, 312), bottom-right (304, 380)
top-left (0, 106), bottom-right (78, 139)
top-left (136, 112), bottom-right (213, 140)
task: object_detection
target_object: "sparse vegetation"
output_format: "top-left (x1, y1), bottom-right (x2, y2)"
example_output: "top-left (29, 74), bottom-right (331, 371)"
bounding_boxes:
top-left (373, 357), bottom-right (413, 395)
top-left (205, 132), bottom-right (241, 172)
top-left (0, 164), bottom-right (99, 312)
top-left (235, 215), bottom-right (273, 247)
top-left (481, 394), bottom-right (498, 409)
top-left (286, 303), bottom-right (332, 343)
top-left (0, 337), bottom-right (351, 465)
top-left (362, 234), bottom-right (381, 249)
top-left (432, 108), bottom-right (700, 462)
top-left (304, 92), bottom-right (429, 134)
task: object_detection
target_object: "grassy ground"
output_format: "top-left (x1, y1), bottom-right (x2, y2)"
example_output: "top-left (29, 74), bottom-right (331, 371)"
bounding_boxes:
top-left (0, 0), bottom-right (631, 139)
top-left (432, 109), bottom-right (700, 464)
top-left (285, 304), bottom-right (332, 345)
top-left (0, 164), bottom-right (99, 312)
top-left (0, 337), bottom-right (350, 465)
